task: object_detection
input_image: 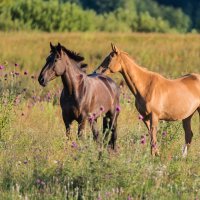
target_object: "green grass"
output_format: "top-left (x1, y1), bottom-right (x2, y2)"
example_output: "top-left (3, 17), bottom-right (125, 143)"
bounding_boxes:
top-left (0, 32), bottom-right (200, 199)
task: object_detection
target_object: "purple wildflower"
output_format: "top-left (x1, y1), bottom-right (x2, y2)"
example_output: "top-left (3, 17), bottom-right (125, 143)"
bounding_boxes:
top-left (162, 131), bottom-right (167, 137)
top-left (32, 96), bottom-right (37, 101)
top-left (116, 105), bottom-right (121, 112)
top-left (105, 192), bottom-right (111, 198)
top-left (15, 72), bottom-right (20, 76)
top-left (0, 65), bottom-right (4, 70)
top-left (100, 106), bottom-right (105, 112)
top-left (36, 179), bottom-right (41, 184)
top-left (23, 160), bottom-right (28, 164)
top-left (151, 143), bottom-right (157, 149)
top-left (88, 115), bottom-right (94, 123)
top-left (71, 141), bottom-right (78, 148)
top-left (47, 92), bottom-right (51, 101)
top-left (24, 71), bottom-right (28, 75)
top-left (40, 181), bottom-right (45, 186)
top-left (14, 96), bottom-right (20, 105)
top-left (138, 114), bottom-right (144, 120)
top-left (97, 195), bottom-right (102, 200)
top-left (140, 135), bottom-right (146, 145)
top-left (15, 63), bottom-right (19, 67)
top-left (127, 195), bottom-right (133, 200)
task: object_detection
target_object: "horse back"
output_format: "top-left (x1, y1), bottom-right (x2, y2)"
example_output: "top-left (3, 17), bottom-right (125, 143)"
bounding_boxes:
top-left (86, 74), bottom-right (120, 113)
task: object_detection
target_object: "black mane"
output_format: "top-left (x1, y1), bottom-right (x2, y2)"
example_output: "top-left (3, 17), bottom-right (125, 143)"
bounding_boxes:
top-left (59, 45), bottom-right (84, 62)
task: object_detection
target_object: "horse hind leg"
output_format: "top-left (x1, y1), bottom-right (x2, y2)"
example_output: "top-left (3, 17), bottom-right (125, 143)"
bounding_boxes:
top-left (102, 111), bottom-right (119, 150)
top-left (182, 115), bottom-right (194, 158)
top-left (107, 111), bottom-right (119, 150)
top-left (90, 119), bottom-right (99, 142)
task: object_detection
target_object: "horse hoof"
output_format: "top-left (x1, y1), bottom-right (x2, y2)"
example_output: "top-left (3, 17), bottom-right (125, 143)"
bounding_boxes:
top-left (182, 144), bottom-right (188, 158)
top-left (151, 149), bottom-right (160, 157)
top-left (155, 151), bottom-right (160, 157)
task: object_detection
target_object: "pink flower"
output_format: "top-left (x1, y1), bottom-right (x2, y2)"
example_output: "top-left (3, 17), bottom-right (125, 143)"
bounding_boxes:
top-left (15, 63), bottom-right (19, 67)
top-left (46, 92), bottom-right (51, 101)
top-left (71, 141), bottom-right (78, 148)
top-left (88, 115), bottom-right (94, 123)
top-left (151, 143), bottom-right (157, 149)
top-left (100, 106), bottom-right (105, 112)
top-left (127, 195), bottom-right (133, 200)
top-left (14, 96), bottom-right (20, 105)
top-left (162, 131), bottom-right (167, 137)
top-left (36, 179), bottom-right (41, 184)
top-left (116, 105), bottom-right (121, 112)
top-left (138, 114), bottom-right (144, 120)
top-left (41, 181), bottom-right (45, 186)
top-left (23, 160), bottom-right (28, 164)
top-left (0, 65), bottom-right (4, 70)
top-left (140, 135), bottom-right (146, 145)
top-left (24, 71), bottom-right (28, 75)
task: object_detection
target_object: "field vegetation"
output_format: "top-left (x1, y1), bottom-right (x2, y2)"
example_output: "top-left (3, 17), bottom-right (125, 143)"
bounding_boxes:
top-left (0, 32), bottom-right (200, 199)
top-left (0, 0), bottom-right (196, 33)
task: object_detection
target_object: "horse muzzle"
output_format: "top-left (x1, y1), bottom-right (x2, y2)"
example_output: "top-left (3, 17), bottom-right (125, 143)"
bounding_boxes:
top-left (38, 76), bottom-right (47, 87)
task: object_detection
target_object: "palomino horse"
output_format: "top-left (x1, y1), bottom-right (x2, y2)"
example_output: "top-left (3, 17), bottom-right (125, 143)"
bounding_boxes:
top-left (38, 43), bottom-right (120, 149)
top-left (95, 44), bottom-right (200, 156)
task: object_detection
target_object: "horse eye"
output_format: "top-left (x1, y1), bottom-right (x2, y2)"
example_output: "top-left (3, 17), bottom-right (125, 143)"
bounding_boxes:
top-left (110, 53), bottom-right (114, 58)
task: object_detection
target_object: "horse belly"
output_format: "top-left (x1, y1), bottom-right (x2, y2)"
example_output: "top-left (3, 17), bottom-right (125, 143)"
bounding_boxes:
top-left (160, 95), bottom-right (199, 120)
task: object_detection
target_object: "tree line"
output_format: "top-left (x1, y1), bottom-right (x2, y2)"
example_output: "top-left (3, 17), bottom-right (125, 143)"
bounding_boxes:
top-left (0, 0), bottom-right (198, 33)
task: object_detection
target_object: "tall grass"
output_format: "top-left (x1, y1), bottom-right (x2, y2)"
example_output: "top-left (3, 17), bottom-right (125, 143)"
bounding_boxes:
top-left (0, 32), bottom-right (200, 199)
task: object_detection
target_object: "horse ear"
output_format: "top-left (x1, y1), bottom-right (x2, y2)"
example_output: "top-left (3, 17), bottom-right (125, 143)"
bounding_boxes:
top-left (111, 43), bottom-right (120, 54)
top-left (50, 42), bottom-right (54, 50)
top-left (57, 42), bottom-right (62, 54)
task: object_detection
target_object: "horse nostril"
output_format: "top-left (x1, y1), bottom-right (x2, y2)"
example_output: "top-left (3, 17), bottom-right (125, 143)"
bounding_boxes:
top-left (40, 77), bottom-right (44, 83)
top-left (39, 77), bottom-right (46, 86)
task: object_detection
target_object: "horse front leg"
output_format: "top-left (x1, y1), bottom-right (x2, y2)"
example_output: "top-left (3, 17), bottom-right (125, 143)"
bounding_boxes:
top-left (78, 119), bottom-right (86, 139)
top-left (150, 114), bottom-right (159, 156)
top-left (142, 116), bottom-right (150, 135)
top-left (62, 111), bottom-right (73, 140)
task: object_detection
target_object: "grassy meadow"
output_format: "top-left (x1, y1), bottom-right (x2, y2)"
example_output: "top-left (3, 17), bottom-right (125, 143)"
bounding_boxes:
top-left (0, 32), bottom-right (200, 199)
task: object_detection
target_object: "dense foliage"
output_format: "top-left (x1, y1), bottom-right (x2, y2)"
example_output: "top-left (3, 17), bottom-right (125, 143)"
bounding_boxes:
top-left (155, 0), bottom-right (200, 30)
top-left (0, 0), bottom-right (197, 32)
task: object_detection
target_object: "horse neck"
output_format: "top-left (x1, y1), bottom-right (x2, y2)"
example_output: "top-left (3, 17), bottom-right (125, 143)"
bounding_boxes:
top-left (120, 53), bottom-right (153, 99)
top-left (61, 57), bottom-right (86, 98)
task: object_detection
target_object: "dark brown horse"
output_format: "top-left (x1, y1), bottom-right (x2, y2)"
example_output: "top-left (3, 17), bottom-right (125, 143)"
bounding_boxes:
top-left (38, 43), bottom-right (120, 149)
